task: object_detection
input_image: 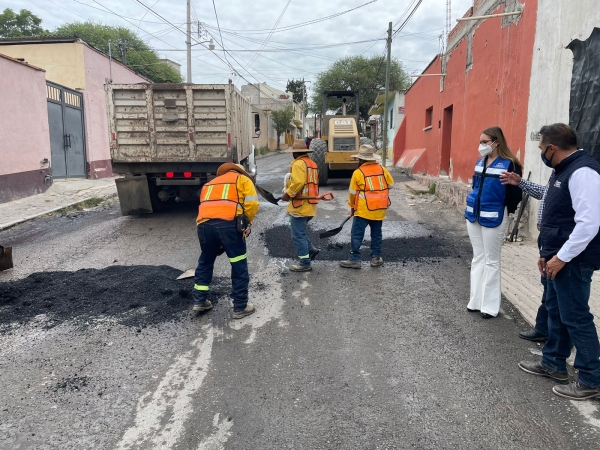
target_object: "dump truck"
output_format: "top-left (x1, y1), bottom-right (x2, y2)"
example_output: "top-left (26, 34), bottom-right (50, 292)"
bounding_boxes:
top-left (310, 91), bottom-right (374, 185)
top-left (106, 82), bottom-right (260, 215)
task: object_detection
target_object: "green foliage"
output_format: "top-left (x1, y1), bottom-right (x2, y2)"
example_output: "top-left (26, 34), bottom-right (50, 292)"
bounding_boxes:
top-left (0, 8), bottom-right (45, 38)
top-left (257, 146), bottom-right (270, 156)
top-left (52, 22), bottom-right (182, 83)
top-left (310, 55), bottom-right (410, 121)
top-left (270, 106), bottom-right (295, 150)
top-left (286, 79), bottom-right (307, 104)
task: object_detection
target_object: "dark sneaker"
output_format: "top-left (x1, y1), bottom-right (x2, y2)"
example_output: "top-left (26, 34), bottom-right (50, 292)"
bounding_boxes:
top-left (467, 308), bottom-right (480, 313)
top-left (339, 260), bottom-right (361, 269)
top-left (518, 361), bottom-right (569, 382)
top-left (553, 381), bottom-right (600, 400)
top-left (290, 264), bottom-right (312, 272)
top-left (519, 328), bottom-right (548, 342)
top-left (233, 302), bottom-right (255, 320)
top-left (370, 257), bottom-right (384, 267)
top-left (309, 248), bottom-right (321, 261)
top-left (481, 312), bottom-right (495, 319)
top-left (192, 300), bottom-right (213, 312)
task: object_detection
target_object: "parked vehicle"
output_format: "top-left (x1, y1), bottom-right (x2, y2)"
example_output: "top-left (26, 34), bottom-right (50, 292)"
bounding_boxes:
top-left (106, 82), bottom-right (259, 215)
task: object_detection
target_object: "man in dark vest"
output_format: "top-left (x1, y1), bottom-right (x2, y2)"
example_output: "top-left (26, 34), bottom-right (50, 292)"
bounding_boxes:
top-left (518, 123), bottom-right (600, 400)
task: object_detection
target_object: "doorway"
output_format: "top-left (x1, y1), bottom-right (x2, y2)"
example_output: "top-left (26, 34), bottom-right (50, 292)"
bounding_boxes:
top-left (441, 105), bottom-right (453, 176)
top-left (47, 82), bottom-right (87, 179)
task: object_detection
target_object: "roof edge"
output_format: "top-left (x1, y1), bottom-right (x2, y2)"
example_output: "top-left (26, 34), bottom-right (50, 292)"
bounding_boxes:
top-left (0, 52), bottom-right (45, 72)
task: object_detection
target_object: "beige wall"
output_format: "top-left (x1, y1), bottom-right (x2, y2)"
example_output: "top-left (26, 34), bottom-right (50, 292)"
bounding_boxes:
top-left (0, 43), bottom-right (86, 90)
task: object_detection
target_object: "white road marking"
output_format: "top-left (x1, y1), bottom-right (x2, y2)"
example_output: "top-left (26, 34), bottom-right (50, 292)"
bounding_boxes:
top-left (116, 325), bottom-right (214, 449)
top-left (571, 401), bottom-right (600, 430)
top-left (230, 260), bottom-right (284, 344)
top-left (197, 414), bottom-right (234, 450)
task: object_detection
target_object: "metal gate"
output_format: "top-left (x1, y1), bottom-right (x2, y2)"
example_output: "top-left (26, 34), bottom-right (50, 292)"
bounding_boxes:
top-left (47, 82), bottom-right (87, 178)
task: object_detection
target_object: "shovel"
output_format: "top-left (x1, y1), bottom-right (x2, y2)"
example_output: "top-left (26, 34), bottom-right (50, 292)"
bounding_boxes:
top-left (319, 215), bottom-right (353, 239)
top-left (256, 185), bottom-right (335, 205)
top-left (0, 244), bottom-right (13, 271)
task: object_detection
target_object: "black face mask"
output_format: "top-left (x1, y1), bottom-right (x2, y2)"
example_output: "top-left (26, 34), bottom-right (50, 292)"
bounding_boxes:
top-left (541, 145), bottom-right (554, 168)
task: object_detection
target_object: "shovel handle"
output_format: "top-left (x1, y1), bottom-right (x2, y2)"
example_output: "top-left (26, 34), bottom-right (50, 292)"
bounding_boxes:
top-left (296, 191), bottom-right (335, 201)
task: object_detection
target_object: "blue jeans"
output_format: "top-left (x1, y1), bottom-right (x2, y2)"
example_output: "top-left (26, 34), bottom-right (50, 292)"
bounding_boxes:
top-left (534, 277), bottom-right (549, 336)
top-left (193, 219), bottom-right (249, 312)
top-left (350, 216), bottom-right (382, 261)
top-left (289, 215), bottom-right (315, 266)
top-left (542, 261), bottom-right (600, 387)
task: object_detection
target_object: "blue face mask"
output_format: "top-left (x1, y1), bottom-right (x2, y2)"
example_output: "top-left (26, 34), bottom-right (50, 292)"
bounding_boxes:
top-left (541, 145), bottom-right (554, 168)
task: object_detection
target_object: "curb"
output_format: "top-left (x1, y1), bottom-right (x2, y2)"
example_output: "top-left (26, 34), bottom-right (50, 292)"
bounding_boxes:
top-left (256, 151), bottom-right (284, 161)
top-left (0, 190), bottom-right (117, 232)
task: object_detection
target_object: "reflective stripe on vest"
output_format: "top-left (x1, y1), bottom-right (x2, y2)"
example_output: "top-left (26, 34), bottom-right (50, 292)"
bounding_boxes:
top-left (355, 164), bottom-right (390, 211)
top-left (292, 156), bottom-right (319, 208)
top-left (465, 156), bottom-right (511, 227)
top-left (197, 172), bottom-right (241, 222)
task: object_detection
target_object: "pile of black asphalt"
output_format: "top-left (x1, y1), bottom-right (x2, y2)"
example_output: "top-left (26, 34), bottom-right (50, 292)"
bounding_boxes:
top-left (263, 226), bottom-right (461, 261)
top-left (0, 265), bottom-right (230, 331)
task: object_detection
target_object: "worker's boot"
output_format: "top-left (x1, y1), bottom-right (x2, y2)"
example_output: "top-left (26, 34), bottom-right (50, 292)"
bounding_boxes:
top-left (290, 264), bottom-right (312, 272)
top-left (370, 257), bottom-right (384, 267)
top-left (233, 302), bottom-right (256, 319)
top-left (193, 300), bottom-right (213, 312)
top-left (309, 247), bottom-right (321, 261)
top-left (339, 260), bottom-right (362, 269)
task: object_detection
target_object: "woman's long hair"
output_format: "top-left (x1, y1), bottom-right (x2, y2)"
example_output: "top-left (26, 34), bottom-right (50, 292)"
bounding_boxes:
top-left (482, 126), bottom-right (523, 170)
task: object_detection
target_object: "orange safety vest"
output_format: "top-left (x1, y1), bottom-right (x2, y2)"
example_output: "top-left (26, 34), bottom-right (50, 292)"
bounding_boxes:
top-left (197, 171), bottom-right (241, 221)
top-left (291, 156), bottom-right (319, 208)
top-left (355, 163), bottom-right (390, 211)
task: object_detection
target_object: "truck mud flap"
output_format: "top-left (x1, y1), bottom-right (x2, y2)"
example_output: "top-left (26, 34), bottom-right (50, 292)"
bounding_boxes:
top-left (115, 175), bottom-right (153, 215)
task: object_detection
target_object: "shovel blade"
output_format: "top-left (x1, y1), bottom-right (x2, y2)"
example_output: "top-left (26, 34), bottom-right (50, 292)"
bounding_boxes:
top-left (256, 185), bottom-right (281, 206)
top-left (319, 227), bottom-right (343, 239)
top-left (176, 269), bottom-right (195, 280)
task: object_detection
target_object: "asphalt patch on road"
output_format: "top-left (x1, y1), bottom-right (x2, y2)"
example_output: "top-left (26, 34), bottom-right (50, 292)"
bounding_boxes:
top-left (0, 265), bottom-right (230, 332)
top-left (263, 225), bottom-right (457, 261)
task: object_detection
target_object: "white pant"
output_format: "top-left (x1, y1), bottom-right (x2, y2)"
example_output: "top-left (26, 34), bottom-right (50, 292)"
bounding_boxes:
top-left (466, 210), bottom-right (508, 316)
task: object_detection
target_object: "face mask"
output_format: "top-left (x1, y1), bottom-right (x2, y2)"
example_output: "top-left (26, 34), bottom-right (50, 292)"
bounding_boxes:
top-left (478, 144), bottom-right (492, 157)
top-left (541, 145), bottom-right (554, 168)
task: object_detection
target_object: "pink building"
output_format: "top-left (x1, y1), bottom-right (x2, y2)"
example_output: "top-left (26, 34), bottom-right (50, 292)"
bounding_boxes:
top-left (0, 54), bottom-right (51, 203)
top-left (0, 37), bottom-right (149, 202)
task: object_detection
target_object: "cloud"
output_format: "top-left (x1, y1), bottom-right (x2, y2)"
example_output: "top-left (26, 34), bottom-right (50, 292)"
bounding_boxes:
top-left (17, 0), bottom-right (452, 90)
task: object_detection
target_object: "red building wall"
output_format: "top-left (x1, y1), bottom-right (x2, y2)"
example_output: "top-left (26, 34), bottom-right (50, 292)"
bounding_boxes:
top-left (396, 1), bottom-right (538, 183)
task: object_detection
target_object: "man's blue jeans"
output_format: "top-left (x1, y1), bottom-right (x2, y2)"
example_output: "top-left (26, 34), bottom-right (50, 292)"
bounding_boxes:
top-left (289, 215), bottom-right (315, 266)
top-left (542, 260), bottom-right (600, 387)
top-left (350, 216), bottom-right (382, 261)
top-left (534, 276), bottom-right (549, 336)
top-left (193, 219), bottom-right (249, 312)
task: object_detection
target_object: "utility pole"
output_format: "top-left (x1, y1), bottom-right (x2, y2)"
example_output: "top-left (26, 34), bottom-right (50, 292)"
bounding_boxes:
top-left (186, 0), bottom-right (192, 83)
top-left (117, 37), bottom-right (128, 65)
top-left (382, 21), bottom-right (392, 168)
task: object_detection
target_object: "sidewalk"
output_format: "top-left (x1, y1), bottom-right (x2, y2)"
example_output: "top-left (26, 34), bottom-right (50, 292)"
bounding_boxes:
top-left (0, 178), bottom-right (117, 231)
top-left (502, 239), bottom-right (600, 333)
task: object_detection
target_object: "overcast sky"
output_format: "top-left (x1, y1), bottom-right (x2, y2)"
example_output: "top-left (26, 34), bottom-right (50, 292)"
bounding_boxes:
top-left (8, 0), bottom-right (471, 92)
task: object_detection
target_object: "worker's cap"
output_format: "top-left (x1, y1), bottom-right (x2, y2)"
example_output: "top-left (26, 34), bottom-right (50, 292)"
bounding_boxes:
top-left (284, 139), bottom-right (314, 153)
top-left (216, 163), bottom-right (252, 179)
top-left (351, 144), bottom-right (377, 161)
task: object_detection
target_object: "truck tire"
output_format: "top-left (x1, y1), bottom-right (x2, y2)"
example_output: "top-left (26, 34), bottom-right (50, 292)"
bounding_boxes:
top-left (360, 137), bottom-right (375, 147)
top-left (310, 138), bottom-right (328, 186)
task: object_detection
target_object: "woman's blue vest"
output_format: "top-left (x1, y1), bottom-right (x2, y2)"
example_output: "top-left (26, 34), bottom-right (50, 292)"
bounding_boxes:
top-left (465, 156), bottom-right (511, 227)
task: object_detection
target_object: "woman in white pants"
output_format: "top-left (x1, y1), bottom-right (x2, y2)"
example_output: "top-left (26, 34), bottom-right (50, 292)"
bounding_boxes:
top-left (465, 127), bottom-right (523, 318)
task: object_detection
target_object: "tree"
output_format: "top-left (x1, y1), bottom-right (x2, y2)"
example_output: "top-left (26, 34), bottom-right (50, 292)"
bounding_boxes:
top-left (310, 55), bottom-right (410, 121)
top-left (0, 8), bottom-right (45, 38)
top-left (270, 105), bottom-right (295, 150)
top-left (286, 79), bottom-right (306, 104)
top-left (52, 22), bottom-right (182, 83)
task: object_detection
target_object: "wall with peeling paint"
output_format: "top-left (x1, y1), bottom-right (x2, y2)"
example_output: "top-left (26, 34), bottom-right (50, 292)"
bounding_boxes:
top-left (397, 0), bottom-right (537, 186)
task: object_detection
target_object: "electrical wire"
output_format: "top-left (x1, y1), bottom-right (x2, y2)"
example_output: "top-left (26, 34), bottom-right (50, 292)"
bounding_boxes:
top-left (69, 0), bottom-right (185, 25)
top-left (211, 0), bottom-right (227, 63)
top-left (244, 0), bottom-right (291, 70)
top-left (202, 0), bottom-right (378, 35)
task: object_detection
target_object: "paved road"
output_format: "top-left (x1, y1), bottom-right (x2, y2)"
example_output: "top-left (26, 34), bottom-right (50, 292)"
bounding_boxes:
top-left (1, 153), bottom-right (599, 449)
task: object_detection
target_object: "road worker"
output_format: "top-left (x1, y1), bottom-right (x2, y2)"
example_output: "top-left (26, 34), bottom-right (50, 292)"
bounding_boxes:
top-left (192, 163), bottom-right (259, 319)
top-left (281, 139), bottom-right (320, 272)
top-left (340, 144), bottom-right (394, 269)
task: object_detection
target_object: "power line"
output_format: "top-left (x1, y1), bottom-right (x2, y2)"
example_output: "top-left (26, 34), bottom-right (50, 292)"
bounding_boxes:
top-left (244, 0), bottom-right (291, 69)
top-left (211, 0), bottom-right (227, 63)
top-left (69, 0), bottom-right (185, 25)
top-left (393, 0), bottom-right (424, 39)
top-left (202, 0), bottom-right (378, 35)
